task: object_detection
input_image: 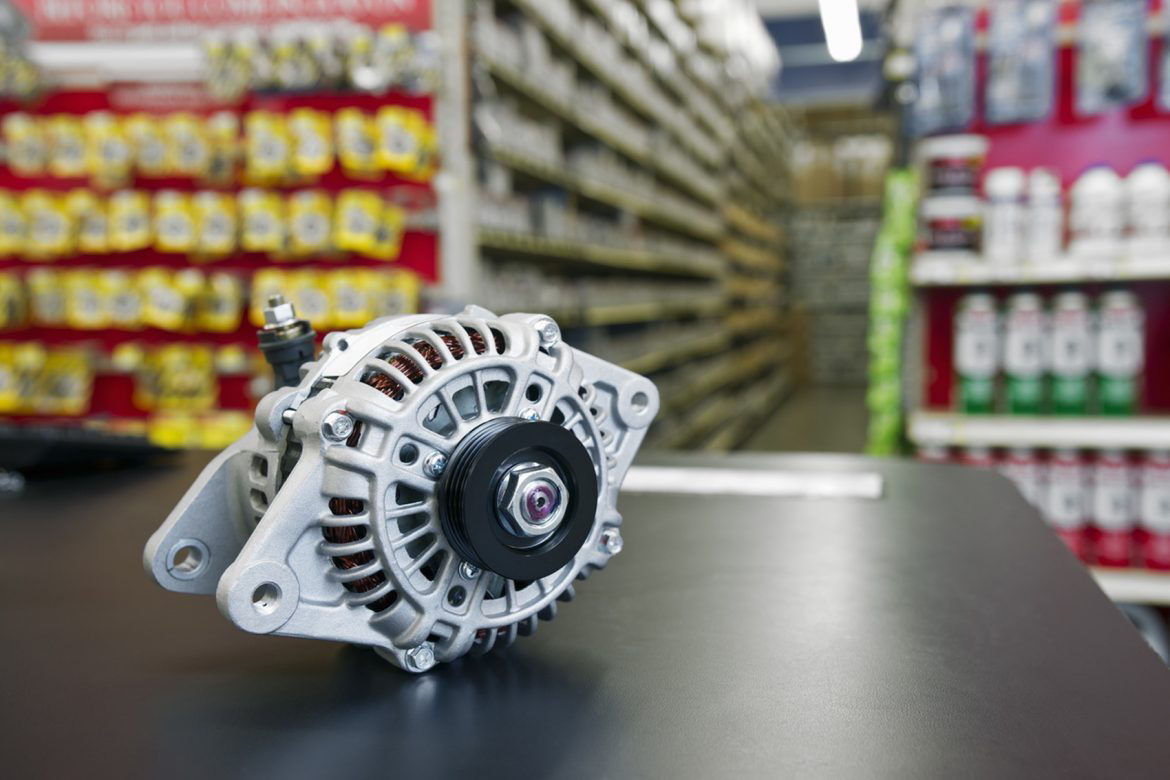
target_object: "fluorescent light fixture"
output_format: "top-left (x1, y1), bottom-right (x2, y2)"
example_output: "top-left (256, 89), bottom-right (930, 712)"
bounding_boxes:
top-left (817, 0), bottom-right (863, 62)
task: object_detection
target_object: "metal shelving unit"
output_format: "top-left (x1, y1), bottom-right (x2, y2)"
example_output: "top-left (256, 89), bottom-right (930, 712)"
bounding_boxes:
top-left (467, 0), bottom-right (791, 450)
top-left (908, 411), bottom-right (1170, 450)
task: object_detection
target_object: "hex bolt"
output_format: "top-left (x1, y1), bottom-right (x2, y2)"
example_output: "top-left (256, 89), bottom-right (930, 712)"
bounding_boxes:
top-left (406, 642), bottom-right (436, 672)
top-left (262, 294), bottom-right (297, 328)
top-left (459, 561), bottom-right (481, 580)
top-left (423, 452), bottom-right (448, 478)
top-left (496, 463), bottom-right (569, 538)
top-left (535, 318), bottom-right (560, 347)
top-left (599, 528), bottom-right (623, 555)
top-left (321, 411), bottom-right (355, 442)
top-left (520, 408), bottom-right (540, 422)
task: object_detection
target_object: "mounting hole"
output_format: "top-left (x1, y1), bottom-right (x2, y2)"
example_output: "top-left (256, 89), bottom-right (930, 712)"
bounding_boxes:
top-left (166, 538), bottom-right (210, 580)
top-left (447, 586), bottom-right (467, 607)
top-left (400, 443), bottom-right (419, 465)
top-left (251, 582), bottom-right (281, 615)
top-left (336, 338), bottom-right (349, 351)
top-left (631, 391), bottom-right (649, 412)
top-left (525, 383), bottom-right (543, 402)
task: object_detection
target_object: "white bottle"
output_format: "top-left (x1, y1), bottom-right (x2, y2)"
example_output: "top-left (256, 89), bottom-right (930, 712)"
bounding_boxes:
top-left (1027, 167), bottom-right (1063, 263)
top-left (1124, 161), bottom-right (1170, 255)
top-left (1068, 165), bottom-right (1124, 260)
top-left (983, 166), bottom-right (1026, 266)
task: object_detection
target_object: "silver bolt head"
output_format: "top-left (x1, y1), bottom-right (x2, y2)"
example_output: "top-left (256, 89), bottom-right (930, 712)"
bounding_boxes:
top-left (519, 408), bottom-right (540, 422)
top-left (497, 463), bottom-right (569, 537)
top-left (321, 411), bottom-right (355, 441)
top-left (535, 318), bottom-right (560, 347)
top-left (263, 295), bottom-right (297, 327)
top-left (459, 561), bottom-right (481, 580)
top-left (600, 528), bottom-right (623, 555)
top-left (423, 452), bottom-right (448, 478)
top-left (406, 642), bottom-right (436, 672)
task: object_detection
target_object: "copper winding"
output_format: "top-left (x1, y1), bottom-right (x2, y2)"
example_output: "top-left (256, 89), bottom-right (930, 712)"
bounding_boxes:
top-left (361, 327), bottom-right (501, 402)
top-left (323, 498), bottom-right (397, 612)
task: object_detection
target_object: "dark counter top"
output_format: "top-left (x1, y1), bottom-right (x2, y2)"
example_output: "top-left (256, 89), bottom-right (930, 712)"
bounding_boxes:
top-left (2, 451), bottom-right (1168, 778)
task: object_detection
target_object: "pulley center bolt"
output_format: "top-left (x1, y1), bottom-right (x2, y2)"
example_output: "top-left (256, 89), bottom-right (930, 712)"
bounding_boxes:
top-left (496, 463), bottom-right (569, 539)
top-left (522, 481), bottom-right (560, 524)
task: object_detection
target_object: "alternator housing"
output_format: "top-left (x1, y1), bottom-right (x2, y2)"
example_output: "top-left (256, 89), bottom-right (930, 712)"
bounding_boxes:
top-left (144, 306), bottom-right (658, 672)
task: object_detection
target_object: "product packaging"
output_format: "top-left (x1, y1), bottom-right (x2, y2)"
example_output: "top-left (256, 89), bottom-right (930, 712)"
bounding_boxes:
top-left (1067, 166), bottom-right (1124, 258)
top-left (954, 293), bottom-right (999, 413)
top-left (912, 5), bottom-right (976, 136)
top-left (986, 0), bottom-right (1056, 124)
top-left (1044, 448), bottom-right (1092, 560)
top-left (1091, 449), bottom-right (1136, 566)
top-left (1138, 450), bottom-right (1170, 568)
top-left (1095, 290), bottom-right (1144, 415)
top-left (983, 167), bottom-right (1026, 265)
top-left (1124, 162), bottom-right (1170, 255)
top-left (920, 196), bottom-right (982, 253)
top-left (1048, 291), bottom-right (1094, 414)
top-left (1076, 0), bottom-right (1148, 116)
top-left (1026, 168), bottom-right (1063, 262)
top-left (45, 115), bottom-right (87, 178)
top-left (1003, 292), bottom-right (1046, 414)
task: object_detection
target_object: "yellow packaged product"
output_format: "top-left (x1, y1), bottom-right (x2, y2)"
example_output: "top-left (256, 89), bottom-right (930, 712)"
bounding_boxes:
top-left (138, 268), bottom-right (188, 331)
top-left (0, 191), bottom-right (26, 257)
top-left (0, 273), bottom-right (25, 330)
top-left (163, 113), bottom-right (212, 178)
top-left (287, 190), bottom-right (333, 257)
top-left (244, 111), bottom-right (290, 183)
top-left (63, 269), bottom-right (108, 329)
top-left (375, 270), bottom-right (420, 317)
top-left (153, 190), bottom-right (196, 253)
top-left (375, 106), bottom-right (421, 174)
top-left (64, 189), bottom-right (109, 254)
top-left (239, 188), bottom-right (285, 252)
top-left (138, 344), bottom-right (216, 412)
top-left (288, 107), bottom-right (333, 177)
top-left (287, 270), bottom-right (332, 330)
top-left (380, 200), bottom-right (407, 260)
top-left (326, 270), bottom-right (372, 328)
top-left (206, 111), bottom-right (240, 184)
top-left (25, 269), bottom-right (66, 325)
top-left (46, 115), bottom-right (87, 178)
top-left (100, 269), bottom-right (143, 329)
top-left (333, 189), bottom-right (384, 257)
top-left (84, 111), bottom-right (133, 185)
top-left (124, 113), bottom-right (168, 177)
top-left (199, 271), bottom-right (244, 332)
top-left (335, 108), bottom-right (378, 176)
top-left (8, 342), bottom-right (47, 412)
top-left (108, 190), bottom-right (152, 251)
top-left (3, 113), bottom-right (46, 176)
top-left (249, 268), bottom-right (288, 327)
top-left (192, 191), bottom-right (237, 258)
top-left (36, 347), bottom-right (93, 416)
top-left (22, 190), bottom-right (73, 259)
top-left (0, 342), bottom-right (20, 412)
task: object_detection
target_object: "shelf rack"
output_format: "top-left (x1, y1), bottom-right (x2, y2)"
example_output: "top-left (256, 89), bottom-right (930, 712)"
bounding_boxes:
top-left (908, 411), bottom-right (1170, 450)
top-left (468, 0), bottom-right (793, 450)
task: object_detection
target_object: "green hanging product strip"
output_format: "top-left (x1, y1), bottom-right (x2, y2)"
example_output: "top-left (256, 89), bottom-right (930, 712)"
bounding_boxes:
top-left (866, 168), bottom-right (918, 455)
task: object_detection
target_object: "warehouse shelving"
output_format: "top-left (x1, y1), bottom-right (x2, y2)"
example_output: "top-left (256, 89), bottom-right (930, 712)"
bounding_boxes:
top-left (908, 410), bottom-right (1170, 450)
top-left (910, 251), bottom-right (1170, 287)
top-left (468, 0), bottom-right (791, 450)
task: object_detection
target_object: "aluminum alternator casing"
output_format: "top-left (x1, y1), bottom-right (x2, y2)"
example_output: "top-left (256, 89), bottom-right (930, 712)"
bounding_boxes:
top-left (144, 306), bottom-right (658, 672)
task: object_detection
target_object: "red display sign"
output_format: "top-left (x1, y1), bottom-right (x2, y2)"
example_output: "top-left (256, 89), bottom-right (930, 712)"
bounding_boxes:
top-left (13, 0), bottom-right (430, 41)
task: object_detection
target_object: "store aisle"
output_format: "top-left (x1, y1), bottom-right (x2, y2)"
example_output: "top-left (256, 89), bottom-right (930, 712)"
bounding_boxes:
top-left (742, 385), bottom-right (867, 453)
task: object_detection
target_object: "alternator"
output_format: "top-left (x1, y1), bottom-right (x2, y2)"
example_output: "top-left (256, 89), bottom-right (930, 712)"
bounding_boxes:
top-left (144, 305), bottom-right (658, 672)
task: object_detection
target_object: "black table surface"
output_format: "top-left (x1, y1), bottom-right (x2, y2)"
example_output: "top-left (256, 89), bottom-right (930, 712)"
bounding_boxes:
top-left (2, 451), bottom-right (1169, 778)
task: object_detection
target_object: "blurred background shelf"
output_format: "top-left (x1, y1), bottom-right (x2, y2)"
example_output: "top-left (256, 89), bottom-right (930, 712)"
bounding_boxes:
top-left (909, 411), bottom-right (1170, 450)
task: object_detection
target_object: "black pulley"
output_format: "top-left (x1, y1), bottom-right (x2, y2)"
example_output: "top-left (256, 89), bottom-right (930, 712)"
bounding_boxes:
top-left (437, 417), bottom-right (598, 580)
